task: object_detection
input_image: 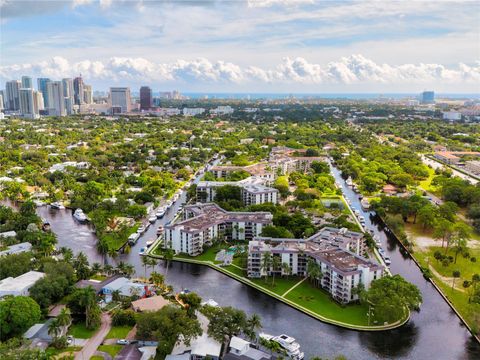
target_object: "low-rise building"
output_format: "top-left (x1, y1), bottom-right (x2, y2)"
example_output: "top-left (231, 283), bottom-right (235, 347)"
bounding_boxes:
top-left (0, 241), bottom-right (32, 256)
top-left (0, 271), bottom-right (45, 297)
top-left (196, 177), bottom-right (278, 205)
top-left (225, 336), bottom-right (272, 360)
top-left (434, 151), bottom-right (480, 165)
top-left (164, 203), bottom-right (272, 256)
top-left (247, 228), bottom-right (382, 304)
top-left (101, 277), bottom-right (147, 302)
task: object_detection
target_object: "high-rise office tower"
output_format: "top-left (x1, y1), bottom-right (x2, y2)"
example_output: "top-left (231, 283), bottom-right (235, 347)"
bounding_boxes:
top-left (62, 78), bottom-right (74, 115)
top-left (83, 85), bottom-right (93, 104)
top-left (421, 91), bottom-right (435, 104)
top-left (73, 76), bottom-right (84, 105)
top-left (140, 86), bottom-right (152, 110)
top-left (47, 81), bottom-right (65, 116)
top-left (5, 80), bottom-right (21, 111)
top-left (21, 76), bottom-right (33, 89)
top-left (37, 78), bottom-right (51, 108)
top-left (109, 87), bottom-right (131, 114)
top-left (19, 88), bottom-right (39, 119)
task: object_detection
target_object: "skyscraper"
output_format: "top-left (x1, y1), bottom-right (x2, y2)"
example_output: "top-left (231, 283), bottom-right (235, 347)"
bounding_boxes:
top-left (47, 81), bottom-right (65, 116)
top-left (5, 80), bottom-right (21, 110)
top-left (140, 86), bottom-right (152, 111)
top-left (21, 76), bottom-right (33, 89)
top-left (73, 76), bottom-right (84, 105)
top-left (0, 92), bottom-right (4, 111)
top-left (62, 78), bottom-right (74, 115)
top-left (37, 78), bottom-right (51, 108)
top-left (421, 91), bottom-right (435, 104)
top-left (109, 87), bottom-right (131, 114)
top-left (19, 88), bottom-right (39, 119)
top-left (83, 85), bottom-right (93, 104)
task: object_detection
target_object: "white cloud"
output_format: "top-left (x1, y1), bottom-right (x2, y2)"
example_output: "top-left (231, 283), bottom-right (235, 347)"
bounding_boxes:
top-left (1, 55), bottom-right (479, 92)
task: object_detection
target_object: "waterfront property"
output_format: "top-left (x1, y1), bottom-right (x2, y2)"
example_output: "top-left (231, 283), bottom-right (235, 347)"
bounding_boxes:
top-left (0, 241), bottom-right (32, 256)
top-left (248, 227), bottom-right (383, 304)
top-left (0, 270), bottom-right (45, 297)
top-left (164, 203), bottom-right (272, 256)
top-left (196, 176), bottom-right (279, 205)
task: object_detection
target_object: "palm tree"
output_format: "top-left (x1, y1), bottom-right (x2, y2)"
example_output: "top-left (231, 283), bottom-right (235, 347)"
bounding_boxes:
top-left (452, 270), bottom-right (461, 290)
top-left (307, 258), bottom-right (322, 286)
top-left (56, 307), bottom-right (72, 337)
top-left (246, 314), bottom-right (262, 342)
top-left (149, 271), bottom-right (165, 290)
top-left (271, 255), bottom-right (282, 286)
top-left (108, 247), bottom-right (118, 264)
top-left (124, 264), bottom-right (135, 278)
top-left (116, 261), bottom-right (126, 275)
top-left (281, 262), bottom-right (291, 279)
top-left (96, 239), bottom-right (109, 266)
top-left (103, 264), bottom-right (113, 276)
top-left (112, 289), bottom-right (121, 302)
top-left (48, 319), bottom-right (61, 340)
top-left (164, 249), bottom-right (174, 279)
top-left (60, 247), bottom-right (74, 264)
top-left (91, 262), bottom-right (101, 275)
top-left (260, 251), bottom-right (272, 283)
top-left (149, 258), bottom-right (158, 274)
top-left (142, 255), bottom-right (150, 280)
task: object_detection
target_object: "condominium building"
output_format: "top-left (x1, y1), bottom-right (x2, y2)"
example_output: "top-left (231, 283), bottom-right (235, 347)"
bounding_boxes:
top-left (196, 177), bottom-right (278, 205)
top-left (21, 76), bottom-right (33, 89)
top-left (164, 203), bottom-right (273, 256)
top-left (110, 87), bottom-right (131, 114)
top-left (19, 88), bottom-right (40, 119)
top-left (73, 76), bottom-right (84, 105)
top-left (5, 80), bottom-right (21, 110)
top-left (83, 84), bottom-right (93, 104)
top-left (37, 78), bottom-right (51, 108)
top-left (140, 86), bottom-right (152, 110)
top-left (183, 107), bottom-right (205, 116)
top-left (209, 163), bottom-right (275, 183)
top-left (46, 81), bottom-right (66, 116)
top-left (248, 227), bottom-right (382, 304)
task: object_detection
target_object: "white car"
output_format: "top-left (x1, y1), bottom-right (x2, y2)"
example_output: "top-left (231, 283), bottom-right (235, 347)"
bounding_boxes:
top-left (116, 339), bottom-right (129, 345)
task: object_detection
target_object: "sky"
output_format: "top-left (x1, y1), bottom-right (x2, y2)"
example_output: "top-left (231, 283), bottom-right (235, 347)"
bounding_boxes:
top-left (1, 0), bottom-right (479, 93)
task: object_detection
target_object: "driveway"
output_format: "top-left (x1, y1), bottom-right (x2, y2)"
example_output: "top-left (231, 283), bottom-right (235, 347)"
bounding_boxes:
top-left (115, 344), bottom-right (142, 360)
top-left (74, 313), bottom-right (112, 360)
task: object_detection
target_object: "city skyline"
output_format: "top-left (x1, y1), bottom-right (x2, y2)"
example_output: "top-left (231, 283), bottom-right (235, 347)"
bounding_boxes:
top-left (1, 0), bottom-right (479, 93)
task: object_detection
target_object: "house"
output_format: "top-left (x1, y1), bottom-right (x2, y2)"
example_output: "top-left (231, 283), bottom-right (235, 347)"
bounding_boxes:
top-left (0, 241), bottom-right (32, 256)
top-left (101, 277), bottom-right (147, 302)
top-left (0, 271), bottom-right (45, 297)
top-left (76, 275), bottom-right (122, 294)
top-left (224, 336), bottom-right (271, 360)
top-left (382, 184), bottom-right (398, 196)
top-left (169, 313), bottom-right (221, 360)
top-left (132, 295), bottom-right (170, 312)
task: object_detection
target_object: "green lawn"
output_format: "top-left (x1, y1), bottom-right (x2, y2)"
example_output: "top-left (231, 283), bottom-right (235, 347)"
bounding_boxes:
top-left (105, 325), bottom-right (132, 339)
top-left (90, 357), bottom-right (104, 360)
top-left (419, 166), bottom-right (440, 194)
top-left (102, 224), bottom-right (140, 251)
top-left (68, 323), bottom-right (98, 339)
top-left (224, 264), bottom-right (246, 277)
top-left (44, 346), bottom-right (81, 357)
top-left (98, 344), bottom-right (123, 357)
top-left (284, 281), bottom-right (371, 326)
top-left (89, 274), bottom-right (107, 281)
top-left (250, 276), bottom-right (303, 296)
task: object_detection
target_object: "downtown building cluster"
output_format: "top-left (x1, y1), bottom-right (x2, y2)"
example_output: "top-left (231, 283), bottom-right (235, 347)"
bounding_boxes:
top-left (1, 75), bottom-right (92, 119)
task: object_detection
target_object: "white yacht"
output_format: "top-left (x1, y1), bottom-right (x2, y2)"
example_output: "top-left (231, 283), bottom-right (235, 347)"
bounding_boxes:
top-left (259, 333), bottom-right (304, 359)
top-left (73, 209), bottom-right (87, 222)
top-left (384, 255), bottom-right (392, 266)
top-left (50, 202), bottom-right (65, 210)
top-left (346, 177), bottom-right (354, 186)
top-left (148, 215), bottom-right (157, 223)
top-left (137, 224), bottom-right (147, 234)
top-left (145, 239), bottom-right (155, 247)
top-left (156, 207), bottom-right (166, 218)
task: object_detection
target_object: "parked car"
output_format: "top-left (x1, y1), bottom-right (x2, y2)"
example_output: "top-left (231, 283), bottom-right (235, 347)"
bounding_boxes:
top-left (117, 339), bottom-right (129, 345)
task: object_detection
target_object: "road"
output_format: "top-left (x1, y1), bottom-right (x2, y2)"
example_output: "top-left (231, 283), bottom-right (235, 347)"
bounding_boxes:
top-left (75, 313), bottom-right (111, 360)
top-left (421, 154), bottom-right (478, 185)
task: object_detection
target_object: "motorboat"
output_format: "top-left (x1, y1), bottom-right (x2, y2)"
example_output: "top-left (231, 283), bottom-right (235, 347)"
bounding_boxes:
top-left (384, 256), bottom-right (392, 266)
top-left (361, 199), bottom-right (370, 210)
top-left (128, 232), bottom-right (140, 245)
top-left (137, 224), bottom-right (147, 234)
top-left (346, 177), bottom-right (354, 186)
top-left (157, 225), bottom-right (164, 236)
top-left (148, 215), bottom-right (157, 223)
top-left (139, 247), bottom-right (146, 255)
top-left (156, 207), bottom-right (166, 218)
top-left (259, 333), bottom-right (304, 360)
top-left (50, 201), bottom-right (65, 210)
top-left (42, 218), bottom-right (51, 231)
top-left (33, 199), bottom-right (46, 207)
top-left (146, 239), bottom-right (155, 247)
top-left (73, 209), bottom-right (87, 222)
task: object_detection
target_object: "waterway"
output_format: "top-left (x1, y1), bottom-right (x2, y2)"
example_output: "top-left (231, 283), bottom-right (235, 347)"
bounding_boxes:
top-left (9, 163), bottom-right (479, 359)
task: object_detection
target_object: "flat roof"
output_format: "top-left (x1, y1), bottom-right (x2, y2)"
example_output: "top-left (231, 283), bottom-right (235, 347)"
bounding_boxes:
top-left (0, 271), bottom-right (45, 293)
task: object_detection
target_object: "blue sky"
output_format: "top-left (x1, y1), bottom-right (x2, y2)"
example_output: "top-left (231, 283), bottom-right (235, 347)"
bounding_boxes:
top-left (1, 0), bottom-right (479, 92)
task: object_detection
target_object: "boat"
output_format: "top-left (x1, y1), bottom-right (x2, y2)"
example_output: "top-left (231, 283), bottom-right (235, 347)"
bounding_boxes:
top-left (128, 232), bottom-right (140, 245)
top-left (139, 247), bottom-right (146, 255)
top-left (384, 256), bottom-right (392, 266)
top-left (42, 218), bottom-right (51, 231)
top-left (361, 199), bottom-right (370, 210)
top-left (137, 224), bottom-right (147, 234)
top-left (33, 199), bottom-right (46, 207)
top-left (156, 207), bottom-right (166, 218)
top-left (73, 209), bottom-right (87, 222)
top-left (157, 225), bottom-right (164, 235)
top-left (346, 177), bottom-right (354, 186)
top-left (259, 333), bottom-right (304, 360)
top-left (50, 201), bottom-right (65, 210)
top-left (146, 239), bottom-right (155, 247)
top-left (148, 215), bottom-right (157, 223)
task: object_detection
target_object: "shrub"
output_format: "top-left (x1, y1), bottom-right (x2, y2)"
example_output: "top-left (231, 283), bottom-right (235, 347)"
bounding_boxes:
top-left (442, 259), bottom-right (450, 267)
top-left (112, 309), bottom-right (136, 327)
top-left (471, 257), bottom-right (477, 263)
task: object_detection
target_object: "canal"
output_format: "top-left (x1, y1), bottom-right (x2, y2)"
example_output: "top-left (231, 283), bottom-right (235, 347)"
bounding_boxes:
top-left (23, 163), bottom-right (479, 359)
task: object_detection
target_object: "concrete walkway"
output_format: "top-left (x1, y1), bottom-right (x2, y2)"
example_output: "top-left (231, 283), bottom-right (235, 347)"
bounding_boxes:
top-left (75, 313), bottom-right (112, 360)
top-left (281, 277), bottom-right (307, 297)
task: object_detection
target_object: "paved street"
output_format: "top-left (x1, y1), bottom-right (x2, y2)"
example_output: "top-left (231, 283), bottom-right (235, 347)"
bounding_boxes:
top-left (74, 313), bottom-right (112, 360)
